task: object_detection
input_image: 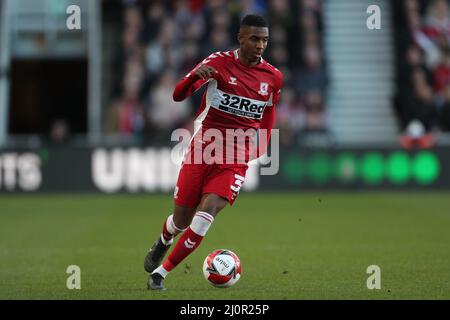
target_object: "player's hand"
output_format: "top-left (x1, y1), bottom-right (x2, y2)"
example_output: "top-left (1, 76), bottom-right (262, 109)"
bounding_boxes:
top-left (194, 64), bottom-right (218, 80)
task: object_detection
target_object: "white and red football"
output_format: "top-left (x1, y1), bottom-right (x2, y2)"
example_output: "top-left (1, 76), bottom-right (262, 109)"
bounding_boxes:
top-left (202, 249), bottom-right (242, 288)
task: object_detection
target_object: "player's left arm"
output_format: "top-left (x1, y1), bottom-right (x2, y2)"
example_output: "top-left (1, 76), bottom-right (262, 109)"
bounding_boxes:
top-left (258, 71), bottom-right (283, 155)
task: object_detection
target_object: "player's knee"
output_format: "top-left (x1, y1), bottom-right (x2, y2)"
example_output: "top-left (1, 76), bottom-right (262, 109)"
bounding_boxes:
top-left (173, 206), bottom-right (196, 229)
top-left (197, 195), bottom-right (227, 216)
top-left (173, 216), bottom-right (190, 230)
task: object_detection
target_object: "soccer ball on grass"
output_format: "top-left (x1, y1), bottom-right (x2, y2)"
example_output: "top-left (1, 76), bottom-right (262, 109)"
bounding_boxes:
top-left (202, 249), bottom-right (241, 288)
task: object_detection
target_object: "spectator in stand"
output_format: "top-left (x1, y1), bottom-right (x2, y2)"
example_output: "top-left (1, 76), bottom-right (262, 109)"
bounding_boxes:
top-left (104, 82), bottom-right (145, 140)
top-left (422, 0), bottom-right (450, 42)
top-left (237, 0), bottom-right (268, 17)
top-left (432, 49), bottom-right (450, 96)
top-left (399, 119), bottom-right (435, 148)
top-left (293, 44), bottom-right (328, 99)
top-left (178, 41), bottom-right (201, 76)
top-left (48, 119), bottom-right (71, 145)
top-left (409, 68), bottom-right (438, 131)
top-left (406, 1), bottom-right (442, 69)
top-left (141, 1), bottom-right (166, 45)
top-left (303, 90), bottom-right (327, 132)
top-left (276, 86), bottom-right (305, 146)
top-left (146, 70), bottom-right (191, 139)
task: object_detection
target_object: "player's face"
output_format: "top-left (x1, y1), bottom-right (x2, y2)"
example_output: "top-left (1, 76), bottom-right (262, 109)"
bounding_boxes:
top-left (238, 26), bottom-right (269, 63)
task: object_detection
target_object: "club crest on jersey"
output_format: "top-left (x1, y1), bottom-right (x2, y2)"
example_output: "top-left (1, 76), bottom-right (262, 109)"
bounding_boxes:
top-left (258, 82), bottom-right (269, 96)
top-left (228, 77), bottom-right (238, 85)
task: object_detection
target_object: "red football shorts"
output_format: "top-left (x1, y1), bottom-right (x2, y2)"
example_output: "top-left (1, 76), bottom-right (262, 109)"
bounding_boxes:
top-left (174, 162), bottom-right (248, 208)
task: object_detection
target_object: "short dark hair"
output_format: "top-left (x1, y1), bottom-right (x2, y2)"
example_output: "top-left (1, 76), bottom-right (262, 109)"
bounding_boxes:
top-left (240, 14), bottom-right (268, 28)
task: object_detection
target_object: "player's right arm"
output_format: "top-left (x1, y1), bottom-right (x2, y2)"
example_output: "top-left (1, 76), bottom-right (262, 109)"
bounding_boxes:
top-left (172, 63), bottom-right (218, 102)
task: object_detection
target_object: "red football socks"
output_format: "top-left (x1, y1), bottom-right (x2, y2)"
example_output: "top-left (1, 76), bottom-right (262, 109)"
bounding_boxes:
top-left (159, 211), bottom-right (214, 274)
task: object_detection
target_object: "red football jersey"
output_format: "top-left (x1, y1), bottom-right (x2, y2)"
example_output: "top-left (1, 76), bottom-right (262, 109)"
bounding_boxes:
top-left (173, 49), bottom-right (283, 164)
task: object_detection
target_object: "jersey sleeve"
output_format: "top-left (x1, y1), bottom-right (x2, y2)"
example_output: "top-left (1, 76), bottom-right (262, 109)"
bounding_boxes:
top-left (266, 70), bottom-right (283, 108)
top-left (172, 53), bottom-right (222, 102)
top-left (260, 71), bottom-right (283, 135)
top-left (172, 63), bottom-right (209, 101)
top-left (257, 70), bottom-right (283, 157)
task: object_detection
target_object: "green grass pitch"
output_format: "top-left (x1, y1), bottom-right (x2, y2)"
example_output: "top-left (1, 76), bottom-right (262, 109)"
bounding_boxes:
top-left (0, 192), bottom-right (449, 299)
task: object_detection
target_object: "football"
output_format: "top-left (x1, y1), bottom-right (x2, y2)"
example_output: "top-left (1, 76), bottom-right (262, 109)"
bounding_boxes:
top-left (202, 249), bottom-right (242, 288)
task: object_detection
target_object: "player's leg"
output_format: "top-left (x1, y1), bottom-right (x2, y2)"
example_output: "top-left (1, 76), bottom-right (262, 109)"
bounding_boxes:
top-left (144, 205), bottom-right (196, 274)
top-left (146, 159), bottom-right (209, 289)
top-left (150, 166), bottom-right (248, 290)
top-left (144, 161), bottom-right (205, 276)
top-left (157, 194), bottom-right (227, 272)
top-left (149, 193), bottom-right (228, 290)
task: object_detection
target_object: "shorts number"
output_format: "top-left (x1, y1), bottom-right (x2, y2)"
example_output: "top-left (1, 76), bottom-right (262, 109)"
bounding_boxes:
top-left (230, 174), bottom-right (245, 193)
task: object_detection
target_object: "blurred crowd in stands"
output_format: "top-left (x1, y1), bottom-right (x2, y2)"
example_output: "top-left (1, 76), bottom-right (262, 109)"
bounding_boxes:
top-left (101, 0), bottom-right (328, 146)
top-left (394, 0), bottom-right (450, 147)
